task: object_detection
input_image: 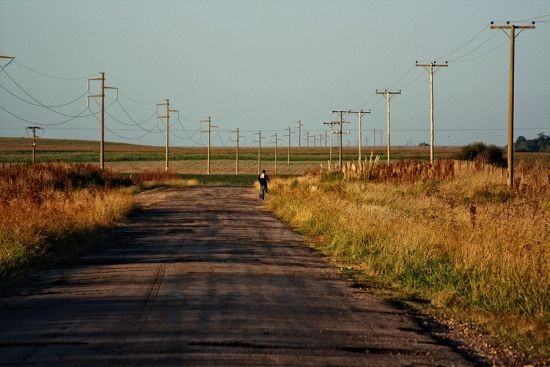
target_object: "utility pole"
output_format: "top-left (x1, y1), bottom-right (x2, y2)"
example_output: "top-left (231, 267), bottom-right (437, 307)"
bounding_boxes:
top-left (200, 116), bottom-right (218, 175)
top-left (332, 111), bottom-right (350, 170)
top-left (324, 121), bottom-right (338, 165)
top-left (285, 127), bottom-right (292, 165)
top-left (490, 21), bottom-right (535, 187)
top-left (27, 126), bottom-right (42, 163)
top-left (306, 131), bottom-right (310, 148)
top-left (295, 120), bottom-right (304, 151)
top-left (347, 109), bottom-right (371, 162)
top-left (415, 61), bottom-right (448, 164)
top-left (230, 128), bottom-right (244, 174)
top-left (271, 132), bottom-right (281, 175)
top-left (376, 89), bottom-right (401, 164)
top-left (373, 128), bottom-right (376, 148)
top-left (157, 99), bottom-right (178, 172)
top-left (254, 130), bottom-right (266, 175)
top-left (88, 72), bottom-right (116, 170)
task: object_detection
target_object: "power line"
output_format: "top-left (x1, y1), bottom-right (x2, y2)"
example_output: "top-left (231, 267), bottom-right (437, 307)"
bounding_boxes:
top-left (118, 89), bottom-right (158, 105)
top-left (448, 31), bottom-right (500, 62)
top-left (0, 103), bottom-right (95, 126)
top-left (12, 60), bottom-right (95, 81)
top-left (430, 24), bottom-right (489, 61)
top-left (0, 66), bottom-right (95, 117)
top-left (452, 39), bottom-right (508, 63)
top-left (0, 82), bottom-right (89, 108)
top-left (115, 99), bottom-right (158, 127)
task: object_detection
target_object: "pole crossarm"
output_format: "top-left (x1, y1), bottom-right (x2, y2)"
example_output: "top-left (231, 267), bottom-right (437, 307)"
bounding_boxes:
top-left (230, 128), bottom-right (244, 174)
top-left (0, 54), bottom-right (15, 68)
top-left (295, 120), bottom-right (304, 150)
top-left (87, 72), bottom-right (116, 170)
top-left (489, 21), bottom-right (535, 187)
top-left (27, 126), bottom-right (42, 163)
top-left (254, 130), bottom-right (266, 175)
top-left (415, 61), bottom-right (448, 164)
top-left (200, 116), bottom-right (217, 174)
top-left (347, 109), bottom-right (371, 162)
top-left (376, 90), bottom-right (402, 164)
top-left (332, 110), bottom-right (352, 170)
top-left (285, 127), bottom-right (293, 165)
top-left (156, 99), bottom-right (177, 172)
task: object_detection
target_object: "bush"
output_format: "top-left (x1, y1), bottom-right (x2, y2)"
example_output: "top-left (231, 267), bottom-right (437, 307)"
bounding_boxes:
top-left (457, 142), bottom-right (505, 167)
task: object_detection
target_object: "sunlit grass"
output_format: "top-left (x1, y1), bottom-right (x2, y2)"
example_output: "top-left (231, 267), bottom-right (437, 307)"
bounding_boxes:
top-left (266, 160), bottom-right (550, 357)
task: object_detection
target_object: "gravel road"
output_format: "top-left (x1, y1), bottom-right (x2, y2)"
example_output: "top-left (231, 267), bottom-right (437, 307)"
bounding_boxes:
top-left (0, 186), bottom-right (484, 366)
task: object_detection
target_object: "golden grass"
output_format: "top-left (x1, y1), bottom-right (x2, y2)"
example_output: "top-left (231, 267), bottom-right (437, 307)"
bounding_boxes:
top-left (266, 161), bottom-right (550, 356)
top-left (0, 164), bottom-right (135, 278)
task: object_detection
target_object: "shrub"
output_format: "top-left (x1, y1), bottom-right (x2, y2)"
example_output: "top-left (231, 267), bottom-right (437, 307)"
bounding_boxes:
top-left (457, 142), bottom-right (505, 167)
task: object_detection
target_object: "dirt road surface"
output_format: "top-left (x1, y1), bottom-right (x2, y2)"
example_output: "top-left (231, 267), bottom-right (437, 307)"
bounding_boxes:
top-left (0, 187), bottom-right (483, 366)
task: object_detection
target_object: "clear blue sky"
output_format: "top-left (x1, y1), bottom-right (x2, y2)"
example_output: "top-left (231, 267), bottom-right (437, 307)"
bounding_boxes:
top-left (1, 0), bottom-right (549, 148)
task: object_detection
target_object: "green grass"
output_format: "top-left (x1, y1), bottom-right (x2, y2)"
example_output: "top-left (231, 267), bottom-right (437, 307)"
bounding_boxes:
top-left (0, 150), bottom-right (446, 164)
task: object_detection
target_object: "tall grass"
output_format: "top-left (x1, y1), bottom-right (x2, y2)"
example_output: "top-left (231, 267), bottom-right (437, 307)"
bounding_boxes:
top-left (267, 159), bottom-right (549, 356)
top-left (0, 164), bottom-right (135, 278)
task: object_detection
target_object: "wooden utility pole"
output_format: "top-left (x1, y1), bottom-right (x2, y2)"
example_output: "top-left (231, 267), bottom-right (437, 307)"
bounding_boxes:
top-left (332, 111), bottom-right (350, 170)
top-left (254, 130), bottom-right (265, 175)
top-left (27, 126), bottom-right (42, 163)
top-left (271, 132), bottom-right (281, 175)
top-left (295, 120), bottom-right (304, 151)
top-left (285, 127), bottom-right (292, 165)
top-left (323, 121), bottom-right (338, 165)
top-left (231, 128), bottom-right (244, 174)
top-left (415, 61), bottom-right (448, 164)
top-left (200, 116), bottom-right (218, 174)
top-left (376, 90), bottom-right (401, 164)
top-left (347, 109), bottom-right (371, 162)
top-left (490, 21), bottom-right (535, 187)
top-left (157, 99), bottom-right (178, 172)
top-left (88, 72), bottom-right (116, 170)
top-left (305, 131), bottom-right (310, 148)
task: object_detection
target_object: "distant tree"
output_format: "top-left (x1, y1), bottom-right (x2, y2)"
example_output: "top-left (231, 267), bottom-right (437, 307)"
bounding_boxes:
top-left (457, 142), bottom-right (506, 167)
top-left (515, 133), bottom-right (550, 152)
top-left (418, 142), bottom-right (429, 147)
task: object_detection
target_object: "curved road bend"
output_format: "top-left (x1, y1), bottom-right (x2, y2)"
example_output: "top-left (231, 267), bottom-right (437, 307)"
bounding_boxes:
top-left (0, 187), bottom-right (482, 366)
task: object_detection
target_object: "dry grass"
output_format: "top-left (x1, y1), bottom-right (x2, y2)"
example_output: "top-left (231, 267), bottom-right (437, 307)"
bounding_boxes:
top-left (267, 159), bottom-right (550, 357)
top-left (0, 164), bottom-right (135, 278)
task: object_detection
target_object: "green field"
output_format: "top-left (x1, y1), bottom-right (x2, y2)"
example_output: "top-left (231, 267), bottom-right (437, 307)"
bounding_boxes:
top-left (0, 137), bottom-right (458, 164)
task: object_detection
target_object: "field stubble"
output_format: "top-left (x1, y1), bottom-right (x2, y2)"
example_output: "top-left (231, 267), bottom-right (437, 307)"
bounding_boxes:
top-left (267, 159), bottom-right (550, 358)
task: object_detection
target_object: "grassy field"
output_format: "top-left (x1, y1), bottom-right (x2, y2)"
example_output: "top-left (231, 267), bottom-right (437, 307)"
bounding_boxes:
top-left (266, 160), bottom-right (550, 358)
top-left (0, 164), bottom-right (136, 280)
top-left (0, 137), bottom-right (460, 167)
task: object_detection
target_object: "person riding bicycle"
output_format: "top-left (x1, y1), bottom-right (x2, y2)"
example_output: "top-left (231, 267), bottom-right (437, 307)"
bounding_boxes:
top-left (258, 170), bottom-right (270, 200)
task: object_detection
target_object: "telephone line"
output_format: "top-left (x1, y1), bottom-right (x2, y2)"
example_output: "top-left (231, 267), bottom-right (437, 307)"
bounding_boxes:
top-left (118, 89), bottom-right (158, 105)
top-left (115, 99), bottom-right (158, 127)
top-left (453, 39), bottom-right (508, 63)
top-left (0, 82), bottom-right (89, 108)
top-left (0, 103), bottom-right (95, 126)
top-left (1, 67), bottom-right (95, 117)
top-left (448, 31), bottom-right (499, 62)
top-left (431, 24), bottom-right (489, 60)
top-left (13, 60), bottom-right (95, 81)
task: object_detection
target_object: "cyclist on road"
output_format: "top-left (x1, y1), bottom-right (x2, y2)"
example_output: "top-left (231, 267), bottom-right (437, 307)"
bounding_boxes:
top-left (258, 170), bottom-right (270, 200)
